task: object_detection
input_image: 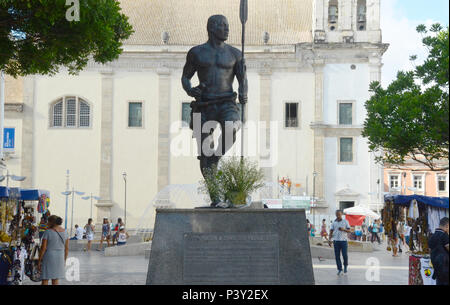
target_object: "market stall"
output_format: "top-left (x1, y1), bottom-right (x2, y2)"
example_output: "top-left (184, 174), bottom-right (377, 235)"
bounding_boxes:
top-left (383, 194), bottom-right (449, 285)
top-left (344, 206), bottom-right (381, 241)
top-left (0, 186), bottom-right (27, 285)
top-left (0, 187), bottom-right (50, 285)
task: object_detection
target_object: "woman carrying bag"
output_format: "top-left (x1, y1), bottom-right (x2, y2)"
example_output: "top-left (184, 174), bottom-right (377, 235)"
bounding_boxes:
top-left (37, 215), bottom-right (69, 285)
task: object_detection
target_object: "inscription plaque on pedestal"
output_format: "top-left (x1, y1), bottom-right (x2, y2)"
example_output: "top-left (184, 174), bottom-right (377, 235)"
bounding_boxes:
top-left (146, 209), bottom-right (314, 285)
top-left (183, 233), bottom-right (279, 284)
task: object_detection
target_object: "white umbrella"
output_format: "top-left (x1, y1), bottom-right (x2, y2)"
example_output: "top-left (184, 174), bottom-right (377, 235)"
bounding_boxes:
top-left (344, 206), bottom-right (380, 219)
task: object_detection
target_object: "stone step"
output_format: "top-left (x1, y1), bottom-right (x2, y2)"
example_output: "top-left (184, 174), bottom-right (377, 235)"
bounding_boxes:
top-left (104, 242), bottom-right (152, 257)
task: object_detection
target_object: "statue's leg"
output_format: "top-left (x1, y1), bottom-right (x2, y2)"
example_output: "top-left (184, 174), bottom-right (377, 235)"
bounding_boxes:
top-left (217, 102), bottom-right (241, 157)
top-left (197, 106), bottom-right (221, 206)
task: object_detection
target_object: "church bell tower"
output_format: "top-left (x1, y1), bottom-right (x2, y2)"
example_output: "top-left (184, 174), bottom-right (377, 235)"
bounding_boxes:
top-left (313, 0), bottom-right (382, 44)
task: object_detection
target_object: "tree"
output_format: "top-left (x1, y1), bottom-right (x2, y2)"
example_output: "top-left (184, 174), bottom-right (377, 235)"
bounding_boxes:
top-left (0, 0), bottom-right (133, 77)
top-left (363, 24), bottom-right (449, 171)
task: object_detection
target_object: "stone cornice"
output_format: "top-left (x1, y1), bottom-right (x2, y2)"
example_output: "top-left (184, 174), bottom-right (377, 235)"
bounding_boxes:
top-left (310, 123), bottom-right (364, 137)
top-left (57, 42), bottom-right (389, 74)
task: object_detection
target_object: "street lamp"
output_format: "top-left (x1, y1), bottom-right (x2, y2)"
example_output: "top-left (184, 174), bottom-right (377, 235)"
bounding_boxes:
top-left (65, 187), bottom-right (85, 237)
top-left (81, 193), bottom-right (101, 219)
top-left (0, 170), bottom-right (26, 187)
top-left (123, 172), bottom-right (127, 226)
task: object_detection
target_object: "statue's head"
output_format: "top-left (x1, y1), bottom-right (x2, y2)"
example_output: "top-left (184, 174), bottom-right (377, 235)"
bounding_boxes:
top-left (207, 15), bottom-right (229, 42)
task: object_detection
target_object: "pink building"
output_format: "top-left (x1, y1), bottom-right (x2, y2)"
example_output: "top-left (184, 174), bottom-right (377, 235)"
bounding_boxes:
top-left (384, 159), bottom-right (449, 197)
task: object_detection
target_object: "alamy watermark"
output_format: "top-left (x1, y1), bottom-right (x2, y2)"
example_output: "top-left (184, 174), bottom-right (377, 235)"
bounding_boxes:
top-left (66, 0), bottom-right (80, 22)
top-left (65, 257), bottom-right (80, 282)
top-left (170, 117), bottom-right (279, 167)
top-left (365, 257), bottom-right (381, 282)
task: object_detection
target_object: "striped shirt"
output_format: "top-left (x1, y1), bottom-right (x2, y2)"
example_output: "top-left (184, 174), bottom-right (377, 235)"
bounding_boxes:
top-left (330, 218), bottom-right (351, 241)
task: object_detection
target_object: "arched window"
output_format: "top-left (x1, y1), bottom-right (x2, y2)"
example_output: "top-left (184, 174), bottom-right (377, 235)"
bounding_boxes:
top-left (50, 96), bottom-right (91, 128)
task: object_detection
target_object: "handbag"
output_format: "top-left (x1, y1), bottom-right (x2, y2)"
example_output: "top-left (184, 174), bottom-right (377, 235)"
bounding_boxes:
top-left (24, 245), bottom-right (41, 282)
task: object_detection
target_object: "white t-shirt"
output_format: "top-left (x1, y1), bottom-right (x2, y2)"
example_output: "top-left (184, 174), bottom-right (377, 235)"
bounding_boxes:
top-left (75, 227), bottom-right (84, 240)
top-left (330, 219), bottom-right (351, 241)
top-left (118, 232), bottom-right (127, 243)
top-left (404, 226), bottom-right (412, 237)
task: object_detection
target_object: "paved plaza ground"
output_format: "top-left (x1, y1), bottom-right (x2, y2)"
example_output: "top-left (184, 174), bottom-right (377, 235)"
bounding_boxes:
top-left (23, 240), bottom-right (410, 285)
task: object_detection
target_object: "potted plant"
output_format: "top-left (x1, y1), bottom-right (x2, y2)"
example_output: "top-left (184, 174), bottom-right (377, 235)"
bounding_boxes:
top-left (200, 157), bottom-right (265, 208)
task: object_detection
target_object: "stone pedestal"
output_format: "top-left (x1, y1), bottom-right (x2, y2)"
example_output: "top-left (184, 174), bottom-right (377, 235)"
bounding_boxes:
top-left (146, 209), bottom-right (315, 285)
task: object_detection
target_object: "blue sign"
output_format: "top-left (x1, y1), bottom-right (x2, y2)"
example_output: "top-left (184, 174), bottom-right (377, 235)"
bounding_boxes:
top-left (3, 128), bottom-right (15, 152)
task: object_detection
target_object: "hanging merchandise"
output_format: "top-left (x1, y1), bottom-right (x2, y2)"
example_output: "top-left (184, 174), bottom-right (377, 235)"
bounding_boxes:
top-left (37, 194), bottom-right (50, 214)
top-left (409, 255), bottom-right (423, 285)
top-left (24, 244), bottom-right (41, 282)
top-left (0, 187), bottom-right (50, 285)
top-left (420, 257), bottom-right (436, 285)
top-left (384, 194), bottom-right (449, 286)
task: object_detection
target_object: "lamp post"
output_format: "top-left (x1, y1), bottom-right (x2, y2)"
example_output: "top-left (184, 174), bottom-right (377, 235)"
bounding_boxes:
top-left (0, 170), bottom-right (26, 187)
top-left (61, 170), bottom-right (70, 230)
top-left (81, 193), bottom-right (101, 219)
top-left (312, 171), bottom-right (318, 226)
top-left (65, 187), bottom-right (85, 237)
top-left (123, 172), bottom-right (127, 226)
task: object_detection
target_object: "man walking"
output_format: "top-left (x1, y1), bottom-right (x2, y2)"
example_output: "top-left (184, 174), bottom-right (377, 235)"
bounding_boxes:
top-left (328, 210), bottom-right (351, 276)
top-left (429, 217), bottom-right (449, 285)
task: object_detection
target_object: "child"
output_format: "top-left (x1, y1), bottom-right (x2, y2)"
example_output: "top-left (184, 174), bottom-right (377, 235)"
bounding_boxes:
top-left (38, 217), bottom-right (48, 240)
top-left (117, 227), bottom-right (129, 246)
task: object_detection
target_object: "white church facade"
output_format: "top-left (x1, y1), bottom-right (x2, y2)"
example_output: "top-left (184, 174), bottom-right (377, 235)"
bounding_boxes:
top-left (2, 0), bottom-right (388, 228)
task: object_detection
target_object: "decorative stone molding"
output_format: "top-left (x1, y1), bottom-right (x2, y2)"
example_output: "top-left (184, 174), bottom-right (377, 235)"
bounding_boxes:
top-left (5, 103), bottom-right (24, 113)
top-left (97, 72), bottom-right (115, 220)
top-left (157, 69), bottom-right (171, 192)
top-left (310, 123), bottom-right (364, 137)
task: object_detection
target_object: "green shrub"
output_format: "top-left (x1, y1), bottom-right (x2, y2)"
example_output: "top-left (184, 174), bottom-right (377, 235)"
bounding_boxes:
top-left (200, 157), bottom-right (265, 206)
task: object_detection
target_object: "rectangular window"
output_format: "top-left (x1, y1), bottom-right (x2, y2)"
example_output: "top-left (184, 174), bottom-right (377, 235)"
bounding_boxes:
top-left (181, 102), bottom-right (191, 128)
top-left (339, 138), bottom-right (353, 163)
top-left (285, 103), bottom-right (299, 128)
top-left (438, 175), bottom-right (447, 192)
top-left (128, 102), bottom-right (143, 127)
top-left (390, 175), bottom-right (399, 189)
top-left (339, 201), bottom-right (355, 210)
top-left (339, 103), bottom-right (353, 125)
top-left (413, 175), bottom-right (423, 190)
top-left (65, 98), bottom-right (77, 127)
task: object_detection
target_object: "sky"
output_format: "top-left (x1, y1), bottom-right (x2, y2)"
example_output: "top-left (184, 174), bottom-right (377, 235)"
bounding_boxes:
top-left (381, 0), bottom-right (449, 87)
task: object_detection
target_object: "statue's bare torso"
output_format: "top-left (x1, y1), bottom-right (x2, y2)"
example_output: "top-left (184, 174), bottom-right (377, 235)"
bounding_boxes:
top-left (184, 42), bottom-right (242, 100)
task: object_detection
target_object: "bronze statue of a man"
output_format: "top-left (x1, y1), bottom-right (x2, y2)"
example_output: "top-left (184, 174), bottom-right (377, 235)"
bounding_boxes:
top-left (182, 15), bottom-right (248, 206)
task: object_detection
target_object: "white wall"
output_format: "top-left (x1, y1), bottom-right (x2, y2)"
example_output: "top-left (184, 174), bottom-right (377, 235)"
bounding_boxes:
top-left (271, 72), bottom-right (315, 192)
top-left (323, 63), bottom-right (372, 211)
top-left (323, 63), bottom-right (369, 125)
top-left (33, 72), bottom-right (102, 229)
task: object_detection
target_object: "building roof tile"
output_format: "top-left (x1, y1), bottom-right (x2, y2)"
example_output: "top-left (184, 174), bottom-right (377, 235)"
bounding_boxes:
top-left (119, 0), bottom-right (313, 46)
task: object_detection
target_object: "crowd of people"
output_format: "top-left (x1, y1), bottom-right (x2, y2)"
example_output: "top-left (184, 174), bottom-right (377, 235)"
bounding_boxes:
top-left (35, 215), bottom-right (129, 285)
top-left (308, 211), bottom-right (449, 285)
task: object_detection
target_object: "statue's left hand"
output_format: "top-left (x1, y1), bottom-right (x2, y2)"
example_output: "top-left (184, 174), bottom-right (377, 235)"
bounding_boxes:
top-left (239, 95), bottom-right (248, 104)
